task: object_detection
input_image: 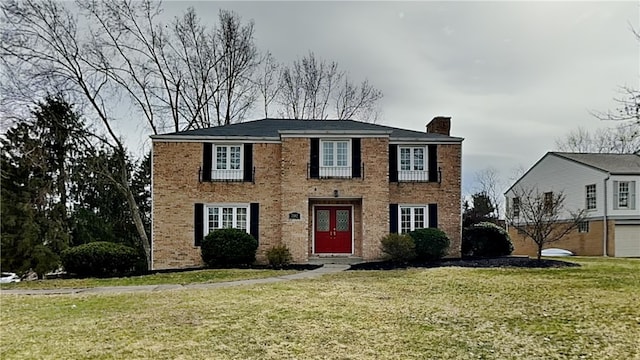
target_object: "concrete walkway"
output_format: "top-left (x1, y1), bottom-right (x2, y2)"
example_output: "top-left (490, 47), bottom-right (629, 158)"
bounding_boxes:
top-left (0, 264), bottom-right (350, 296)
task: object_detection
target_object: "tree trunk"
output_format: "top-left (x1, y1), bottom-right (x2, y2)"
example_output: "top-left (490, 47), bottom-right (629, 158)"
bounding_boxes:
top-left (536, 245), bottom-right (542, 261)
top-left (117, 157), bottom-right (152, 270)
top-left (123, 177), bottom-right (152, 270)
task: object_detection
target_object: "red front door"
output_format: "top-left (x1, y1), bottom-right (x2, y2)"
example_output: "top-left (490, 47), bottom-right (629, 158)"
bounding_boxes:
top-left (314, 206), bottom-right (352, 254)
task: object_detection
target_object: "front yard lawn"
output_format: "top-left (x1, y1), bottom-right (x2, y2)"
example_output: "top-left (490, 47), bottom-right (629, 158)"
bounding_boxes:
top-left (1, 257), bottom-right (639, 359)
top-left (0, 268), bottom-right (298, 290)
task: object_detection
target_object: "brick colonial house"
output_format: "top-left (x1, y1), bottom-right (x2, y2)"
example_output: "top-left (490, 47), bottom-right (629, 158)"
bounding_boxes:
top-left (505, 152), bottom-right (640, 257)
top-left (151, 117), bottom-right (463, 269)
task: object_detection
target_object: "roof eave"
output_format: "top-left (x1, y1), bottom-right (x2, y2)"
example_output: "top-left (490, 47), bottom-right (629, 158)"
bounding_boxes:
top-left (390, 136), bottom-right (464, 144)
top-left (150, 135), bottom-right (281, 142)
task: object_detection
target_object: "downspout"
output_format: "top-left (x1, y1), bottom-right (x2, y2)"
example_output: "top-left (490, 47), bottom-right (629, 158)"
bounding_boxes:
top-left (603, 175), bottom-right (610, 257)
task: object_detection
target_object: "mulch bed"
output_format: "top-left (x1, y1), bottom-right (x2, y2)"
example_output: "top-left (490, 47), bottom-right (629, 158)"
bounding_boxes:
top-left (348, 256), bottom-right (580, 271)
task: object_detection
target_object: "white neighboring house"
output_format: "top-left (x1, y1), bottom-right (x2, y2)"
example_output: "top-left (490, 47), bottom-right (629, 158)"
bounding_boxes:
top-left (505, 152), bottom-right (640, 257)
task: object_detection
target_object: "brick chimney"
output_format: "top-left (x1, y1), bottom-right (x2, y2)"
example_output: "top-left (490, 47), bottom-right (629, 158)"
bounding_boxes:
top-left (426, 116), bottom-right (451, 136)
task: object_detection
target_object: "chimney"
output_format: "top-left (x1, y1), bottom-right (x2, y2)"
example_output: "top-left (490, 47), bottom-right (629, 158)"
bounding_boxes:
top-left (426, 116), bottom-right (451, 136)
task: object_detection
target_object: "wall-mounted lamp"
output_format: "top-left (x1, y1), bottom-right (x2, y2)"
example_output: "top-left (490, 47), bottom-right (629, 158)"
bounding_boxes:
top-left (333, 189), bottom-right (339, 198)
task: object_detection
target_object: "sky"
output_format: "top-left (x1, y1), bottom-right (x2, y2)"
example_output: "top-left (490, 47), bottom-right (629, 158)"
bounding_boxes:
top-left (156, 1), bottom-right (638, 196)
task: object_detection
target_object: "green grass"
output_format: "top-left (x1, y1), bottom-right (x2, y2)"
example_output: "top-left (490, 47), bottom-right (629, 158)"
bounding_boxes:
top-left (0, 268), bottom-right (297, 290)
top-left (2, 257), bottom-right (639, 359)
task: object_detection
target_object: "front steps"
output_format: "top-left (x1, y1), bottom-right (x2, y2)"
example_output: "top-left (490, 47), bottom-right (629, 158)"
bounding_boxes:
top-left (308, 256), bottom-right (364, 265)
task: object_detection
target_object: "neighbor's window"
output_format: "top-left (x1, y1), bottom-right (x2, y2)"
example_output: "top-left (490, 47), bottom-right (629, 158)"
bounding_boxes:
top-left (544, 192), bottom-right (553, 213)
top-left (578, 221), bottom-right (589, 233)
top-left (618, 181), bottom-right (629, 208)
top-left (213, 145), bottom-right (243, 180)
top-left (586, 184), bottom-right (596, 210)
top-left (398, 146), bottom-right (427, 181)
top-left (206, 205), bottom-right (248, 234)
top-left (320, 140), bottom-right (351, 177)
top-left (512, 197), bottom-right (521, 217)
top-left (399, 205), bottom-right (426, 233)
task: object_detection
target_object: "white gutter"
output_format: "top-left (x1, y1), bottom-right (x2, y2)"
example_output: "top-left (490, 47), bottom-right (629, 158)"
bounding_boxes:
top-left (603, 174), bottom-right (610, 257)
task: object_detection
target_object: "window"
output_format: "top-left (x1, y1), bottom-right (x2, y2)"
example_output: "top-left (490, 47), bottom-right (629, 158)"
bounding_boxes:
top-left (320, 140), bottom-right (351, 178)
top-left (618, 181), bottom-right (630, 208)
top-left (205, 205), bottom-right (249, 234)
top-left (212, 145), bottom-right (243, 180)
top-left (578, 221), bottom-right (589, 233)
top-left (512, 197), bottom-right (520, 217)
top-left (399, 206), bottom-right (426, 233)
top-left (398, 146), bottom-right (427, 181)
top-left (585, 184), bottom-right (596, 210)
top-left (544, 192), bottom-right (553, 214)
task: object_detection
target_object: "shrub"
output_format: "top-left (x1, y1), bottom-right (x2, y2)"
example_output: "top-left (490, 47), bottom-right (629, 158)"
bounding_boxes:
top-left (201, 228), bottom-right (258, 267)
top-left (462, 222), bottom-right (513, 258)
top-left (380, 233), bottom-right (416, 262)
top-left (409, 228), bottom-right (450, 261)
top-left (61, 241), bottom-right (140, 277)
top-left (266, 245), bottom-right (293, 268)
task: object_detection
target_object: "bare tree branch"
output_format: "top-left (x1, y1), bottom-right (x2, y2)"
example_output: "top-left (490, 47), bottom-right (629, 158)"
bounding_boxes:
top-left (506, 187), bottom-right (586, 260)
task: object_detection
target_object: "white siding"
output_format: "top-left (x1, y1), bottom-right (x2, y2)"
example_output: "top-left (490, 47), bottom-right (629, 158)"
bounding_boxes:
top-left (505, 154), bottom-right (607, 220)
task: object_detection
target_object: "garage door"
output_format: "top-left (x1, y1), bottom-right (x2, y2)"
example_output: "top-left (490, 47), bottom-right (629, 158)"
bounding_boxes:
top-left (614, 225), bottom-right (640, 257)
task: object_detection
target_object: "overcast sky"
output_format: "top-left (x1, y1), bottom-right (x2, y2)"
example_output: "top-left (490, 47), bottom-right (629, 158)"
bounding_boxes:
top-left (158, 1), bottom-right (638, 195)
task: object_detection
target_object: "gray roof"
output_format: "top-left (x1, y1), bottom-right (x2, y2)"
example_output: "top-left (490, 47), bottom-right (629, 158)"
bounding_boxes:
top-left (151, 118), bottom-right (463, 142)
top-left (552, 152), bottom-right (640, 175)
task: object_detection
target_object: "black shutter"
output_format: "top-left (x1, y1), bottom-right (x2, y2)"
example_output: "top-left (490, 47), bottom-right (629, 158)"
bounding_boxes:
top-left (194, 203), bottom-right (204, 246)
top-left (250, 203), bottom-right (259, 243)
top-left (310, 138), bottom-right (320, 179)
top-left (389, 144), bottom-right (398, 182)
top-left (428, 145), bottom-right (438, 182)
top-left (243, 143), bottom-right (253, 182)
top-left (202, 143), bottom-right (212, 182)
top-left (428, 203), bottom-right (438, 228)
top-left (352, 138), bottom-right (361, 178)
top-left (389, 204), bottom-right (398, 233)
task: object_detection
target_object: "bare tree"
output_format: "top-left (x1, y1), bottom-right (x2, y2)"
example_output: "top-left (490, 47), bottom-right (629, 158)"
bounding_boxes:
top-left (255, 51), bottom-right (281, 118)
top-left (591, 28), bottom-right (639, 124)
top-left (473, 167), bottom-right (504, 219)
top-left (506, 187), bottom-right (586, 260)
top-left (0, 0), bottom-right (261, 267)
top-left (277, 52), bottom-right (382, 122)
top-left (211, 10), bottom-right (258, 125)
top-left (0, 0), bottom-right (154, 268)
top-left (335, 77), bottom-right (383, 121)
top-left (555, 124), bottom-right (640, 154)
top-left (591, 86), bottom-right (639, 123)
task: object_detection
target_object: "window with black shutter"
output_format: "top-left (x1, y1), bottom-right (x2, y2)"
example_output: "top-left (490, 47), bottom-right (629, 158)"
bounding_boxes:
top-left (310, 138), bottom-right (320, 179)
top-left (194, 203), bottom-right (204, 246)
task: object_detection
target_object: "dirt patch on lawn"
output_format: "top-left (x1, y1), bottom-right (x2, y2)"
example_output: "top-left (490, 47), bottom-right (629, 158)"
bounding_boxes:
top-left (348, 257), bottom-right (580, 271)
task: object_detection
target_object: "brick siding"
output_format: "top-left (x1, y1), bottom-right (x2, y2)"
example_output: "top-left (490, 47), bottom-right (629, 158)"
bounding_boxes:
top-left (152, 137), bottom-right (463, 269)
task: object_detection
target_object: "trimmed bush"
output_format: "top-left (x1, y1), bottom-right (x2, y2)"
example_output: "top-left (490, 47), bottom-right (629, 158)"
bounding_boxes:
top-left (201, 228), bottom-right (258, 267)
top-left (61, 241), bottom-right (140, 277)
top-left (409, 228), bottom-right (450, 261)
top-left (462, 222), bottom-right (513, 258)
top-left (380, 233), bottom-right (416, 263)
top-left (266, 245), bottom-right (293, 268)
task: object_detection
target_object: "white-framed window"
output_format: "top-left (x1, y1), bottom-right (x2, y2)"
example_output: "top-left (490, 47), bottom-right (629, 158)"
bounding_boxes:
top-left (205, 204), bottom-right (249, 234)
top-left (618, 181), bottom-right (630, 208)
top-left (399, 205), bottom-right (426, 233)
top-left (512, 197), bottom-right (520, 218)
top-left (213, 145), bottom-right (243, 180)
top-left (398, 146), bottom-right (427, 181)
top-left (585, 184), bottom-right (596, 210)
top-left (578, 221), bottom-right (589, 233)
top-left (320, 139), bottom-right (351, 178)
top-left (543, 191), bottom-right (553, 214)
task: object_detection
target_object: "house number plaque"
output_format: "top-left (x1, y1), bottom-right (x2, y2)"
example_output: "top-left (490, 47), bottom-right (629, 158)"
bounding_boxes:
top-left (288, 212), bottom-right (301, 220)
